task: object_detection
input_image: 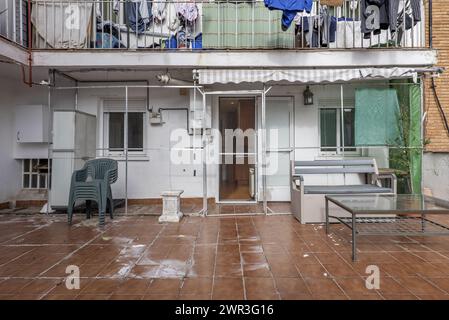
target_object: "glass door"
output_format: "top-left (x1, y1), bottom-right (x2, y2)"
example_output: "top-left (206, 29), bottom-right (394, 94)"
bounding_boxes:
top-left (219, 97), bottom-right (257, 202)
top-left (265, 97), bottom-right (293, 201)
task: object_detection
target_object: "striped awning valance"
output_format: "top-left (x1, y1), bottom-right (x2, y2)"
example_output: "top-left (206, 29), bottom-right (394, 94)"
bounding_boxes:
top-left (195, 68), bottom-right (417, 85)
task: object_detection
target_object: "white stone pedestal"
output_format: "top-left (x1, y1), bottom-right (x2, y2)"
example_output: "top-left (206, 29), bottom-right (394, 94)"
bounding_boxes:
top-left (159, 190), bottom-right (184, 223)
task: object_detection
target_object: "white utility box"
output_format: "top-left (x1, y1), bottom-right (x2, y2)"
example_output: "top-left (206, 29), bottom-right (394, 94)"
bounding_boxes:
top-left (50, 110), bottom-right (97, 208)
top-left (14, 105), bottom-right (49, 143)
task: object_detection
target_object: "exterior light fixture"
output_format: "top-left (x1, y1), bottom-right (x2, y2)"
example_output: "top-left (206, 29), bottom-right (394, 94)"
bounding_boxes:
top-left (303, 86), bottom-right (314, 105)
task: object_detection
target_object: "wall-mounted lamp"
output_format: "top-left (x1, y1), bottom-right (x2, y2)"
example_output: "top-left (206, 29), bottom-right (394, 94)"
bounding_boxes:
top-left (303, 86), bottom-right (314, 105)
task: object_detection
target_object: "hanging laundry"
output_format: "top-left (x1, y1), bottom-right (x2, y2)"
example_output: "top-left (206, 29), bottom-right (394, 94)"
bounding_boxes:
top-left (361, 0), bottom-right (422, 39)
top-left (31, 0), bottom-right (93, 49)
top-left (264, 0), bottom-right (314, 31)
top-left (295, 6), bottom-right (336, 48)
top-left (175, 2), bottom-right (199, 23)
top-left (125, 0), bottom-right (152, 34)
top-left (152, 0), bottom-right (168, 23)
top-left (360, 0), bottom-right (389, 39)
top-left (392, 0), bottom-right (422, 32)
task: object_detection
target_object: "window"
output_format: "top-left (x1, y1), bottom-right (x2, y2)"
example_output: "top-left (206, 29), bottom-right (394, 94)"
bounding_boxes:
top-left (105, 112), bottom-right (144, 153)
top-left (22, 159), bottom-right (51, 189)
top-left (320, 108), bottom-right (356, 153)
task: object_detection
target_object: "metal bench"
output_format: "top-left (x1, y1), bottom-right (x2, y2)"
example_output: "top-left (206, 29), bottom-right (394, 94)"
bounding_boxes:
top-left (290, 159), bottom-right (397, 224)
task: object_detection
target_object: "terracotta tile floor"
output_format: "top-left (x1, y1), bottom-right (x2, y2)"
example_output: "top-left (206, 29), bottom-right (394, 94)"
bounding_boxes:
top-left (1, 212), bottom-right (449, 300)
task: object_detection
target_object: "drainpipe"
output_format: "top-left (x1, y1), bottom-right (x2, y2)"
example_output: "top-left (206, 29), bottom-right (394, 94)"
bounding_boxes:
top-left (429, 0), bottom-right (433, 48)
top-left (22, 0), bottom-right (33, 87)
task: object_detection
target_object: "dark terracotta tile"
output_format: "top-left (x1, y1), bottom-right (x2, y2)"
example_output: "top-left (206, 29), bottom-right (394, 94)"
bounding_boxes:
top-left (180, 278), bottom-right (213, 295)
top-left (279, 292), bottom-right (313, 300)
top-left (214, 263), bottom-right (242, 278)
top-left (269, 262), bottom-right (300, 277)
top-left (244, 277), bottom-right (276, 294)
top-left (304, 278), bottom-right (344, 295)
top-left (425, 278), bottom-right (449, 294)
top-left (243, 263), bottom-right (272, 278)
top-left (109, 294), bottom-right (143, 300)
top-left (42, 294), bottom-right (78, 300)
top-left (297, 264), bottom-right (330, 278)
top-left (114, 279), bottom-right (151, 294)
top-left (179, 293), bottom-right (211, 300)
top-left (147, 279), bottom-right (182, 294)
top-left (275, 277), bottom-right (309, 294)
top-left (215, 252), bottom-right (241, 265)
top-left (381, 293), bottom-right (418, 300)
top-left (241, 253), bottom-right (267, 265)
top-left (416, 294), bottom-right (449, 300)
top-left (246, 292), bottom-right (280, 300)
top-left (76, 294), bottom-right (111, 300)
top-left (323, 263), bottom-right (359, 278)
top-left (0, 279), bottom-right (32, 294)
top-left (335, 277), bottom-right (372, 294)
top-left (142, 294), bottom-right (179, 300)
top-left (346, 293), bottom-right (383, 300)
top-left (396, 277), bottom-right (446, 295)
top-left (80, 279), bottom-right (121, 295)
top-left (20, 279), bottom-right (62, 295)
top-left (212, 278), bottom-right (244, 297)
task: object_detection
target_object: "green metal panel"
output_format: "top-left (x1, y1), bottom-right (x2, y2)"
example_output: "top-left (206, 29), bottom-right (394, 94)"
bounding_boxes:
top-left (409, 83), bottom-right (422, 194)
top-left (202, 3), bottom-right (295, 49)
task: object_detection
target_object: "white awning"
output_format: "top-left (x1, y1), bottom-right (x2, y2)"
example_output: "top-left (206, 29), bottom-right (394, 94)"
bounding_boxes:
top-left (195, 68), bottom-right (418, 85)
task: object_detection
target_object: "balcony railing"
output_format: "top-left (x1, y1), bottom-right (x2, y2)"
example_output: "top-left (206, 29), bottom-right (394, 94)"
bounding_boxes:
top-left (0, 0), bottom-right (429, 50)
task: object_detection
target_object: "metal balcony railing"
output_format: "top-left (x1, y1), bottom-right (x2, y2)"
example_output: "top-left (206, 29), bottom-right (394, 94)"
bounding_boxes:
top-left (0, 0), bottom-right (430, 50)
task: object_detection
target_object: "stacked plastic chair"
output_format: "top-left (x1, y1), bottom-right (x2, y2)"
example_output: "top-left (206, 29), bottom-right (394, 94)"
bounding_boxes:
top-left (67, 158), bottom-right (118, 226)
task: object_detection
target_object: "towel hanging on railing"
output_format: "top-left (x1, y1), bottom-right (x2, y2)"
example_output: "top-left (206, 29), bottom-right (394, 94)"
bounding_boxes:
top-left (264, 0), bottom-right (314, 31)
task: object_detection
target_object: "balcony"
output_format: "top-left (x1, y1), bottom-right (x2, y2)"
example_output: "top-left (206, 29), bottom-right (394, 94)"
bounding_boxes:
top-left (0, 0), bottom-right (430, 51)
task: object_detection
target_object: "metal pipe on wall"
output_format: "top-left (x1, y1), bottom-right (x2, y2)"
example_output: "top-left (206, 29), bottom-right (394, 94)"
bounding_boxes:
top-left (125, 86), bottom-right (129, 215)
top-left (261, 84), bottom-right (267, 214)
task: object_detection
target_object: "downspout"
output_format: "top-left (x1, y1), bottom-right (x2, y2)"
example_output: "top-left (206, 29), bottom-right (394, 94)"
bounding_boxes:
top-left (429, 0), bottom-right (433, 48)
top-left (22, 0), bottom-right (33, 87)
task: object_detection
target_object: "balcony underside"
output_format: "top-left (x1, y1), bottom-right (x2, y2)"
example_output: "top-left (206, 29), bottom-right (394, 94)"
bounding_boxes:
top-left (0, 36), bottom-right (437, 70)
top-left (0, 37), bottom-right (28, 65)
top-left (31, 49), bottom-right (436, 69)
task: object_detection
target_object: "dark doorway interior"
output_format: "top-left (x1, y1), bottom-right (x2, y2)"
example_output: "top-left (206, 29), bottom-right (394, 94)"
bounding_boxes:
top-left (219, 98), bottom-right (256, 201)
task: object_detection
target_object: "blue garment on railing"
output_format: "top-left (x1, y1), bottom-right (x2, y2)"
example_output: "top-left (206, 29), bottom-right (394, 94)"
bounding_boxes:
top-left (96, 33), bottom-right (122, 48)
top-left (264, 0), bottom-right (313, 30)
top-left (125, 0), bottom-right (152, 34)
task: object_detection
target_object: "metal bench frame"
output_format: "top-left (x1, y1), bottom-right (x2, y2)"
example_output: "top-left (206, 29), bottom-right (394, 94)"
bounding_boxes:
top-left (290, 159), bottom-right (397, 224)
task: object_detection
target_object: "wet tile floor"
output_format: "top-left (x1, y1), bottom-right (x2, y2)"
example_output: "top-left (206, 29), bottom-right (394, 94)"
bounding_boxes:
top-left (1, 213), bottom-right (449, 300)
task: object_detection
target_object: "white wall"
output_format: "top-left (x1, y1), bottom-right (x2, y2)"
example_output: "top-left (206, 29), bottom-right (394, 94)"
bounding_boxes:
top-left (423, 153), bottom-right (449, 200)
top-left (0, 64), bottom-right (49, 202)
top-left (75, 86), bottom-right (205, 199)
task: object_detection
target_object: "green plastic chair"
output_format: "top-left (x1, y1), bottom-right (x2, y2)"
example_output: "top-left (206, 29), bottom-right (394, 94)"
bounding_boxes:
top-left (67, 158), bottom-right (118, 226)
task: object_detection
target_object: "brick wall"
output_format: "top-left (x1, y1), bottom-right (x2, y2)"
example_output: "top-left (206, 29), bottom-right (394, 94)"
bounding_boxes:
top-left (424, 0), bottom-right (449, 152)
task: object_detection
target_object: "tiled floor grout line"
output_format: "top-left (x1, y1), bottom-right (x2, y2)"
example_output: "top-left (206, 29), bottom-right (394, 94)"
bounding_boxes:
top-left (210, 219), bottom-right (220, 300)
top-left (293, 230), bottom-right (334, 298)
top-left (236, 218), bottom-right (247, 300)
top-left (36, 222), bottom-right (115, 279)
top-left (78, 219), bottom-right (168, 299)
top-left (36, 220), bottom-right (123, 299)
top-left (329, 226), bottom-right (426, 299)
top-left (179, 219), bottom-right (203, 297)
top-left (0, 247), bottom-right (36, 268)
top-left (1, 221), bottom-right (51, 245)
top-left (249, 216), bottom-right (281, 300)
